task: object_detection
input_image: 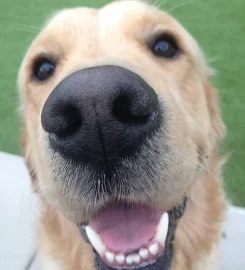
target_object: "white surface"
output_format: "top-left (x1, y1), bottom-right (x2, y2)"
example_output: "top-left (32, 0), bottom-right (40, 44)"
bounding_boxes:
top-left (0, 151), bottom-right (244, 270)
top-left (29, 255), bottom-right (40, 270)
top-left (0, 152), bottom-right (38, 270)
top-left (220, 206), bottom-right (245, 270)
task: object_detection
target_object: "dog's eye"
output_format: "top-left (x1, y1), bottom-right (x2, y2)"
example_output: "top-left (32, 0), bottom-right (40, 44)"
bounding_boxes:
top-left (33, 59), bottom-right (55, 81)
top-left (152, 36), bottom-right (179, 58)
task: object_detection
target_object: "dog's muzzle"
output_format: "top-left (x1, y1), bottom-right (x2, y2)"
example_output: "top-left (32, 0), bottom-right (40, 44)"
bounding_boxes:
top-left (41, 65), bottom-right (161, 172)
top-left (40, 65), bottom-right (185, 270)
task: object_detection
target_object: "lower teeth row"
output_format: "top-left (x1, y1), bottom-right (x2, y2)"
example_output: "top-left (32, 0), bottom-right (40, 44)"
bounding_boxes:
top-left (104, 242), bottom-right (160, 266)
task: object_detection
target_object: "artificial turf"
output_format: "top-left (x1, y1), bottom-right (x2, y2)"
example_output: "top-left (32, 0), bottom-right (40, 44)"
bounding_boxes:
top-left (0, 0), bottom-right (244, 206)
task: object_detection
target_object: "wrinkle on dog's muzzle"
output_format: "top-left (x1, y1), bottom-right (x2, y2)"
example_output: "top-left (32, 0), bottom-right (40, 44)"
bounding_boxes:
top-left (41, 65), bottom-right (161, 172)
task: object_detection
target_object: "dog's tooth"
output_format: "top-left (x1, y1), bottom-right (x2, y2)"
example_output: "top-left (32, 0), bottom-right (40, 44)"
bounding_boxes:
top-left (149, 242), bottom-right (159, 256)
top-left (155, 212), bottom-right (169, 246)
top-left (115, 253), bottom-right (125, 265)
top-left (126, 255), bottom-right (134, 265)
top-left (85, 226), bottom-right (106, 255)
top-left (105, 251), bottom-right (115, 263)
top-left (133, 254), bottom-right (141, 264)
top-left (139, 248), bottom-right (148, 259)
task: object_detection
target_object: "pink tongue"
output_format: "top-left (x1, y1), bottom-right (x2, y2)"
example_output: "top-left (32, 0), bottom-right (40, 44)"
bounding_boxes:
top-left (89, 204), bottom-right (162, 252)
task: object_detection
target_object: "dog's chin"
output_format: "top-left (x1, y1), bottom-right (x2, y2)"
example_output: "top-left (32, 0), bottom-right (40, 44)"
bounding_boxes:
top-left (79, 200), bottom-right (186, 270)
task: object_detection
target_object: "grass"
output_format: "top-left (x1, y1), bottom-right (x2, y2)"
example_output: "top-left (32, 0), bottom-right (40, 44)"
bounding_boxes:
top-left (0, 0), bottom-right (245, 206)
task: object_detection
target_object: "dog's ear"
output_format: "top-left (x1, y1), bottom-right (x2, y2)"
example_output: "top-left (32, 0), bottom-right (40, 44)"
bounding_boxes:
top-left (20, 126), bottom-right (38, 192)
top-left (204, 82), bottom-right (226, 140)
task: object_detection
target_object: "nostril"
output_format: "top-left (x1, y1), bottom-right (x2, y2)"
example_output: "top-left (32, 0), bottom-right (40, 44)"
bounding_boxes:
top-left (113, 95), bottom-right (150, 125)
top-left (56, 106), bottom-right (82, 138)
top-left (41, 104), bottom-right (82, 138)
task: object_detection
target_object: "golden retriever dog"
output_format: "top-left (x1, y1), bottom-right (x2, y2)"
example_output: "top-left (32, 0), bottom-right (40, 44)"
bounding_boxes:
top-left (18, 1), bottom-right (227, 269)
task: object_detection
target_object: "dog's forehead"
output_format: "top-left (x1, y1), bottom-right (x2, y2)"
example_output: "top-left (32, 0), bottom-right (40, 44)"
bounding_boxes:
top-left (43, 1), bottom-right (184, 39)
top-left (27, 0), bottom-right (198, 54)
top-left (20, 0), bottom-right (208, 84)
top-left (40, 1), bottom-right (201, 57)
top-left (98, 0), bottom-right (170, 29)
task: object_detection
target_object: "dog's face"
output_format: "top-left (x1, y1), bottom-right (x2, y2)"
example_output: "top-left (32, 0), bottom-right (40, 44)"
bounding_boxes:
top-left (18, 1), bottom-right (224, 269)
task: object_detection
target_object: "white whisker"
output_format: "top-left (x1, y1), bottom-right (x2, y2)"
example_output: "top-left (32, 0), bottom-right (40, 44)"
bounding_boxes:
top-left (150, 0), bottom-right (168, 9)
top-left (206, 56), bottom-right (224, 64)
top-left (1, 21), bottom-right (41, 34)
top-left (167, 0), bottom-right (194, 13)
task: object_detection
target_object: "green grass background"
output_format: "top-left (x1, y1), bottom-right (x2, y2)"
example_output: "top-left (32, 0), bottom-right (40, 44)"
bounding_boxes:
top-left (0, 0), bottom-right (244, 206)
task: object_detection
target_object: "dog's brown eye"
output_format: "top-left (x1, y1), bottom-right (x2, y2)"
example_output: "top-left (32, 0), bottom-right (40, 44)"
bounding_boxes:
top-left (152, 36), bottom-right (179, 58)
top-left (33, 59), bottom-right (55, 81)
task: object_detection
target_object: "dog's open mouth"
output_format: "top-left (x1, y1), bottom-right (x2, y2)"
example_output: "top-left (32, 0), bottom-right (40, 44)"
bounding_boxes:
top-left (80, 201), bottom-right (186, 269)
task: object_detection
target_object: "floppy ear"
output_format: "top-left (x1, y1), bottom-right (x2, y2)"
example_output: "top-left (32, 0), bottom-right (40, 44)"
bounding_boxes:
top-left (20, 126), bottom-right (38, 192)
top-left (204, 82), bottom-right (226, 140)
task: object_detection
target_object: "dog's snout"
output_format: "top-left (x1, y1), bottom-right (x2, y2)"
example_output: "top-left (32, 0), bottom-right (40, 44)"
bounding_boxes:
top-left (41, 65), bottom-right (160, 168)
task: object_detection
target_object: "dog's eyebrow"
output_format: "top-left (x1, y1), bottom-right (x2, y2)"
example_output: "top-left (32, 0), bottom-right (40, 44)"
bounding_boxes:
top-left (32, 51), bottom-right (58, 63)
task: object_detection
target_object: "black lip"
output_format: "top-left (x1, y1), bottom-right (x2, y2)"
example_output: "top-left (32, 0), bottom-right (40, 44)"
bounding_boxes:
top-left (79, 198), bottom-right (187, 270)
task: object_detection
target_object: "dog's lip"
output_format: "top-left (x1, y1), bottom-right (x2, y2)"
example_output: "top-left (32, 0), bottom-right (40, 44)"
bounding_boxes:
top-left (79, 199), bottom-right (187, 269)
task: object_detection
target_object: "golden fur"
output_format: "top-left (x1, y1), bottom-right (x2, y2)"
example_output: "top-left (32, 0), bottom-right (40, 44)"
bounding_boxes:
top-left (18, 1), bottom-right (227, 269)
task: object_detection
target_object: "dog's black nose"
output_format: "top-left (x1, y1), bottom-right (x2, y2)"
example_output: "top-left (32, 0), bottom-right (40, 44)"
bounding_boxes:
top-left (41, 65), bottom-right (160, 169)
